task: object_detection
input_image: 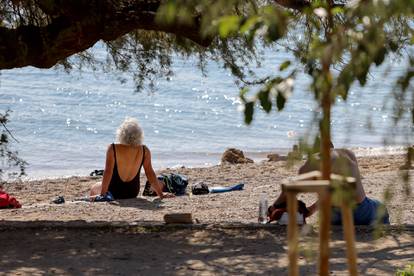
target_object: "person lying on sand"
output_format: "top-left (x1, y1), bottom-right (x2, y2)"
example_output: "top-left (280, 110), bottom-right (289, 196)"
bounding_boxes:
top-left (269, 145), bottom-right (390, 225)
top-left (90, 117), bottom-right (174, 200)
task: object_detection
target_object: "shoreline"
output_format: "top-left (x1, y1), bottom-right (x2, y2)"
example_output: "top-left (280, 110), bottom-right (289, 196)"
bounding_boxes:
top-left (14, 145), bottom-right (410, 181)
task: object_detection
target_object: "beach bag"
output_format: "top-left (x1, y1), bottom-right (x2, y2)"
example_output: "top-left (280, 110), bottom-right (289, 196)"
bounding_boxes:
top-left (161, 173), bottom-right (188, 195)
top-left (0, 191), bottom-right (22, 209)
top-left (143, 173), bottom-right (188, 196)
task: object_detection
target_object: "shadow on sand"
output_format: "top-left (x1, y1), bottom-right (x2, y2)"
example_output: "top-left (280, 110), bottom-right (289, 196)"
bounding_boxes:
top-left (0, 223), bottom-right (413, 275)
top-left (115, 197), bottom-right (165, 210)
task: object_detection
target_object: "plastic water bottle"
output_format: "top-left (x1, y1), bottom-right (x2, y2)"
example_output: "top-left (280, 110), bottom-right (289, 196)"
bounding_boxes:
top-left (258, 193), bottom-right (268, 224)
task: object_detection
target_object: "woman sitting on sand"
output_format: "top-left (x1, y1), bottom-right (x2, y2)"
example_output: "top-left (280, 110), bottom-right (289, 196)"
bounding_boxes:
top-left (90, 117), bottom-right (173, 199)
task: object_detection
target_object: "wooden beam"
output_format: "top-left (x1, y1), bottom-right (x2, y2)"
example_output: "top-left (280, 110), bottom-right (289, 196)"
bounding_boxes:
top-left (282, 180), bottom-right (330, 193)
top-left (287, 192), bottom-right (299, 276)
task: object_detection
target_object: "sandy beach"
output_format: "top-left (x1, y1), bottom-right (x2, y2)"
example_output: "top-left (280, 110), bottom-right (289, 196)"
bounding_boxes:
top-left (1, 153), bottom-right (413, 275)
top-left (1, 153), bottom-right (412, 224)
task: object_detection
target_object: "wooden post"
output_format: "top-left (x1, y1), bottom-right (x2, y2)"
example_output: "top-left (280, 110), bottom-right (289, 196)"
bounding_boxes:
top-left (318, 190), bottom-right (331, 276)
top-left (287, 192), bottom-right (299, 276)
top-left (283, 176), bottom-right (357, 276)
top-left (341, 202), bottom-right (358, 276)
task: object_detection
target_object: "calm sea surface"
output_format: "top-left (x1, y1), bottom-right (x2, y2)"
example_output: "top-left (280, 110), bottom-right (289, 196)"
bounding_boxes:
top-left (0, 46), bottom-right (411, 178)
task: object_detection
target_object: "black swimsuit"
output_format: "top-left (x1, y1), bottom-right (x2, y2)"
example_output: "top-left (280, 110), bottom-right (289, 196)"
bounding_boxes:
top-left (108, 143), bottom-right (145, 199)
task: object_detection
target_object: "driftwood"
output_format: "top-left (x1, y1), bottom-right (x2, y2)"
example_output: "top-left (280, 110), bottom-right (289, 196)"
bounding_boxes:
top-left (164, 213), bottom-right (193, 224)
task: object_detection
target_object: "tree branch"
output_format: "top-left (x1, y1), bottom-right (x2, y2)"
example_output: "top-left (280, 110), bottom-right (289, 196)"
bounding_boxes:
top-left (0, 0), bottom-right (211, 69)
top-left (274, 0), bottom-right (311, 10)
top-left (274, 0), bottom-right (345, 10)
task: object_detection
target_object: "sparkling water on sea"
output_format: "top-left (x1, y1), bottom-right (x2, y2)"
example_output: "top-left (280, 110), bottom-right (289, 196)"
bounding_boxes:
top-left (0, 46), bottom-right (412, 178)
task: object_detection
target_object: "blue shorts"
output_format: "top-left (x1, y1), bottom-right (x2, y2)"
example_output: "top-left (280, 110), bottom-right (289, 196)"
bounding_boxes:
top-left (331, 197), bottom-right (390, 225)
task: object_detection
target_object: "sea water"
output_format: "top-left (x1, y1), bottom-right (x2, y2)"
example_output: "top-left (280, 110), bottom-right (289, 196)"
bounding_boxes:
top-left (0, 45), bottom-right (411, 179)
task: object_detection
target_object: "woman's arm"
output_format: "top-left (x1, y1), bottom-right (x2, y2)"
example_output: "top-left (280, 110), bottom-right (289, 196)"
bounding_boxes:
top-left (100, 145), bottom-right (115, 195)
top-left (307, 200), bottom-right (319, 216)
top-left (143, 146), bottom-right (173, 198)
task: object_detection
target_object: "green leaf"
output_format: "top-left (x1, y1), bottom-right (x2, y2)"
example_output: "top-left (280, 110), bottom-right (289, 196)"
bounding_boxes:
top-left (388, 40), bottom-right (399, 52)
top-left (374, 47), bottom-right (387, 66)
top-left (356, 66), bottom-right (369, 86)
top-left (279, 60), bottom-right (291, 71)
top-left (331, 7), bottom-right (344, 15)
top-left (239, 87), bottom-right (249, 102)
top-left (337, 67), bottom-right (354, 100)
top-left (240, 16), bottom-right (259, 33)
top-left (258, 90), bottom-right (272, 113)
top-left (336, 85), bottom-right (347, 101)
top-left (218, 16), bottom-right (240, 38)
top-left (276, 93), bottom-right (286, 111)
top-left (267, 22), bottom-right (283, 41)
top-left (156, 1), bottom-right (177, 24)
top-left (244, 102), bottom-right (254, 124)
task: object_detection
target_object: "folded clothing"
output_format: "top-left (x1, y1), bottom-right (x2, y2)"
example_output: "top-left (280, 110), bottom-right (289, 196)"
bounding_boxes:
top-left (209, 183), bottom-right (244, 193)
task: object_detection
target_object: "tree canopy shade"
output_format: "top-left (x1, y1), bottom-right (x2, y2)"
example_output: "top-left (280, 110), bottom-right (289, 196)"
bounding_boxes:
top-left (1, 0), bottom-right (413, 180)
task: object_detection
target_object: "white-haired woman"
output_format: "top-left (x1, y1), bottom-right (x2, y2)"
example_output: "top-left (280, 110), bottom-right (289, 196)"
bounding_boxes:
top-left (90, 117), bottom-right (173, 199)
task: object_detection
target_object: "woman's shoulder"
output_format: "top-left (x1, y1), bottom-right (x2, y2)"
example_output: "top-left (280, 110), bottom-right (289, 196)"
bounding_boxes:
top-left (107, 143), bottom-right (115, 150)
top-left (111, 143), bottom-right (148, 151)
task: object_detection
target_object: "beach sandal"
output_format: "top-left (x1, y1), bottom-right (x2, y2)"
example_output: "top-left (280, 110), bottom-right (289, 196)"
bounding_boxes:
top-left (52, 196), bottom-right (65, 204)
top-left (94, 191), bottom-right (114, 202)
top-left (191, 182), bottom-right (210, 195)
top-left (90, 169), bottom-right (104, 176)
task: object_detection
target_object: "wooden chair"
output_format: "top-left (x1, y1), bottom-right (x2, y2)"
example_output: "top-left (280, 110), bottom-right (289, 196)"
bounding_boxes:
top-left (282, 171), bottom-right (358, 276)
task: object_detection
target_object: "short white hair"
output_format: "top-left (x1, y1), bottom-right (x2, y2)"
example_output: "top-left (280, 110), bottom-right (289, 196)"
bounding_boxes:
top-left (116, 117), bottom-right (144, 145)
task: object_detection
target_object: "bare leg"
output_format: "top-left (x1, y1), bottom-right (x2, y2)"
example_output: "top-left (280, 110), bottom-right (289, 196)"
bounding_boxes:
top-left (90, 182), bottom-right (102, 197)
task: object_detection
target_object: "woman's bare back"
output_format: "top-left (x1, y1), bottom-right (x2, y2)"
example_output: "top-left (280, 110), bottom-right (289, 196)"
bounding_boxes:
top-left (113, 144), bottom-right (144, 182)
